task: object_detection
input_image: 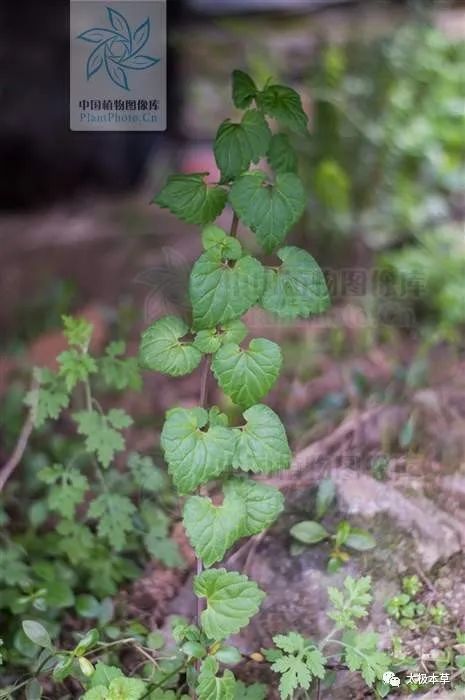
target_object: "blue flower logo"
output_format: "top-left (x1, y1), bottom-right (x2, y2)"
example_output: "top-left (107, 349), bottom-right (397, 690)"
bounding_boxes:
top-left (77, 6), bottom-right (160, 91)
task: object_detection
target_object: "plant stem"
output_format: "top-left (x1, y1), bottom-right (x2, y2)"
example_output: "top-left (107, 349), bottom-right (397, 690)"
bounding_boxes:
top-left (230, 212), bottom-right (239, 238)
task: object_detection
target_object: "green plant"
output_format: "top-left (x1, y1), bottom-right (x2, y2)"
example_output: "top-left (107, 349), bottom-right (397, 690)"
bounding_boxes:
top-left (0, 70), bottom-right (398, 699)
top-left (263, 576), bottom-right (392, 698)
top-left (289, 479), bottom-right (375, 572)
top-left (0, 317), bottom-right (183, 683)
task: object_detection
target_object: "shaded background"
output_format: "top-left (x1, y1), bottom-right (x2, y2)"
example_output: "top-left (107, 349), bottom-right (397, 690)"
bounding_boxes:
top-left (1, 1), bottom-right (465, 697)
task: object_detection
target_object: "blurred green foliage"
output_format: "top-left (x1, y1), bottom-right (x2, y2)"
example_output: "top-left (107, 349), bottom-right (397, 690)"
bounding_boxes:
top-left (299, 23), bottom-right (465, 250)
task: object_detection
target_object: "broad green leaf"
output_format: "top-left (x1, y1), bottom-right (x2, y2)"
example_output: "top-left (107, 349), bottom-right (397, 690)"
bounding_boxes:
top-left (139, 316), bottom-right (202, 377)
top-left (212, 338), bottom-right (282, 408)
top-left (257, 84), bottom-right (308, 134)
top-left (214, 110), bottom-right (271, 182)
top-left (161, 407), bottom-right (237, 494)
top-left (261, 246), bottom-right (330, 319)
top-left (345, 528), bottom-right (376, 552)
top-left (232, 70), bottom-right (258, 109)
top-left (154, 173), bottom-right (227, 225)
top-left (22, 621), bottom-right (52, 649)
top-left (25, 679), bottom-right (42, 700)
top-left (234, 682), bottom-right (266, 700)
top-left (202, 225), bottom-right (242, 261)
top-left (84, 677), bottom-right (146, 700)
top-left (290, 521), bottom-right (329, 544)
top-left (194, 569), bottom-right (265, 640)
top-left (197, 657), bottom-right (236, 700)
top-left (267, 133), bottom-right (298, 173)
top-left (232, 404), bottom-right (291, 474)
top-left (183, 490), bottom-right (245, 567)
top-left (87, 494), bottom-right (136, 550)
top-left (74, 409), bottom-right (132, 468)
top-left (229, 171), bottom-right (306, 252)
top-left (184, 479), bottom-right (283, 566)
top-left (190, 251), bottom-right (264, 330)
top-left (315, 478), bottom-right (336, 519)
top-left (224, 479), bottom-right (284, 536)
top-left (193, 320), bottom-right (248, 355)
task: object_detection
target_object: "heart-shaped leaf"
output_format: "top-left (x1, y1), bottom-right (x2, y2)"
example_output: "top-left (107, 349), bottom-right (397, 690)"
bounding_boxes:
top-left (197, 657), bottom-right (237, 700)
top-left (224, 479), bottom-right (284, 536)
top-left (183, 489), bottom-right (245, 567)
top-left (257, 84), bottom-right (308, 134)
top-left (232, 70), bottom-right (258, 110)
top-left (212, 338), bottom-right (282, 408)
top-left (183, 478), bottom-right (283, 566)
top-left (232, 404), bottom-right (291, 473)
top-left (193, 320), bottom-right (248, 355)
top-left (229, 171), bottom-right (306, 252)
top-left (139, 316), bottom-right (202, 377)
top-left (190, 251), bottom-right (264, 330)
top-left (261, 246), bottom-right (330, 319)
top-left (194, 568), bottom-right (265, 640)
top-left (214, 110), bottom-right (271, 182)
top-left (154, 173), bottom-right (227, 225)
top-left (161, 407), bottom-right (237, 494)
top-left (267, 133), bottom-right (298, 174)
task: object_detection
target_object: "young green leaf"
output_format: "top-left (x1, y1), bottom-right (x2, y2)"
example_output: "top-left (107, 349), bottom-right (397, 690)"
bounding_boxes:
top-left (345, 528), bottom-right (376, 552)
top-left (232, 404), bottom-right (291, 473)
top-left (214, 110), bottom-right (271, 182)
top-left (38, 464), bottom-right (89, 518)
top-left (99, 341), bottom-right (142, 391)
top-left (58, 348), bottom-right (97, 392)
top-left (202, 225), bottom-right (242, 260)
top-left (128, 453), bottom-right (166, 492)
top-left (261, 246), bottom-right (330, 319)
top-left (154, 173), bottom-right (227, 225)
top-left (139, 316), bottom-right (202, 377)
top-left (257, 84), bottom-right (308, 134)
top-left (194, 569), bottom-right (265, 640)
top-left (197, 657), bottom-right (236, 700)
top-left (87, 494), bottom-right (136, 550)
top-left (315, 478), bottom-right (336, 519)
top-left (193, 320), bottom-right (248, 355)
top-left (232, 69), bottom-right (258, 109)
top-left (234, 682), bottom-right (267, 700)
top-left (190, 251), bottom-right (264, 330)
top-left (62, 315), bottom-right (93, 349)
top-left (212, 338), bottom-right (282, 408)
top-left (267, 133), bottom-right (298, 174)
top-left (290, 521), bottom-right (329, 544)
top-left (229, 171), bottom-right (306, 252)
top-left (25, 368), bottom-right (70, 428)
top-left (89, 662), bottom-right (123, 688)
top-left (327, 576), bottom-right (372, 630)
top-left (342, 631), bottom-right (390, 687)
top-left (271, 632), bottom-right (326, 699)
top-left (161, 407), bottom-right (237, 494)
top-left (74, 409), bottom-right (132, 468)
top-left (22, 621), bottom-right (52, 649)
